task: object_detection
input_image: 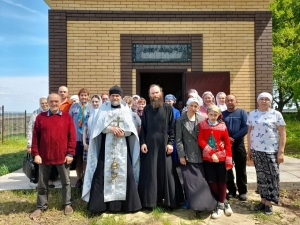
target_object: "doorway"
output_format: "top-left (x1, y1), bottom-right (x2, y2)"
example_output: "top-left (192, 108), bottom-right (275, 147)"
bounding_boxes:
top-left (139, 72), bottom-right (184, 104)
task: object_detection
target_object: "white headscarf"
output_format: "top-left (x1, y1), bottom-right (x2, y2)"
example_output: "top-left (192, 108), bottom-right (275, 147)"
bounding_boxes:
top-left (186, 97), bottom-right (200, 106)
top-left (202, 91), bottom-right (216, 107)
top-left (257, 92), bottom-right (273, 102)
top-left (88, 95), bottom-right (102, 131)
top-left (188, 89), bottom-right (203, 106)
top-left (216, 92), bottom-right (227, 112)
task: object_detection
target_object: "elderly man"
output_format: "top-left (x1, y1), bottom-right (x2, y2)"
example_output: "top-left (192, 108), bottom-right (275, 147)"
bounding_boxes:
top-left (222, 95), bottom-right (248, 201)
top-left (82, 85), bottom-right (141, 213)
top-left (101, 93), bottom-right (109, 103)
top-left (139, 84), bottom-right (184, 209)
top-left (58, 86), bottom-right (72, 112)
top-left (29, 93), bottom-right (76, 219)
top-left (27, 97), bottom-right (56, 187)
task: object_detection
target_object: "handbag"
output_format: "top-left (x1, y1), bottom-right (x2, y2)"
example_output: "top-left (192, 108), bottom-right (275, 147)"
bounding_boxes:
top-left (22, 153), bottom-right (36, 182)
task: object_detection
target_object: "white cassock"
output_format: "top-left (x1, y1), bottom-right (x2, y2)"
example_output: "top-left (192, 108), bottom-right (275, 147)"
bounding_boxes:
top-left (82, 101), bottom-right (140, 202)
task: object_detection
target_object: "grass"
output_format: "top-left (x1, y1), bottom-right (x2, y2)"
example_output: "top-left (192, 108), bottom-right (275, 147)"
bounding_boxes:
top-left (0, 135), bottom-right (26, 176)
top-left (283, 114), bottom-right (300, 159)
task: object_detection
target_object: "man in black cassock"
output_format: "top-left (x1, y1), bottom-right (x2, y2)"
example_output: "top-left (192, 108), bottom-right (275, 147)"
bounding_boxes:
top-left (82, 85), bottom-right (141, 213)
top-left (139, 84), bottom-right (184, 209)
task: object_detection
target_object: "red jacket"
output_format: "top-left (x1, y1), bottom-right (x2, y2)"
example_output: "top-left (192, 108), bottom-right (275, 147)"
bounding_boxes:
top-left (198, 120), bottom-right (233, 169)
top-left (31, 111), bottom-right (76, 164)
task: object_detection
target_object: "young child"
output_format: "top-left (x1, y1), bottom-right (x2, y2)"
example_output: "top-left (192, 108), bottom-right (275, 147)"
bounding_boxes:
top-left (197, 105), bottom-right (233, 219)
top-left (216, 92), bottom-right (227, 112)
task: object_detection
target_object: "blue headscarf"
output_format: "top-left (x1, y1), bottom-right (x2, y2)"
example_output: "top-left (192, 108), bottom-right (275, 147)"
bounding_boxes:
top-left (165, 94), bottom-right (177, 103)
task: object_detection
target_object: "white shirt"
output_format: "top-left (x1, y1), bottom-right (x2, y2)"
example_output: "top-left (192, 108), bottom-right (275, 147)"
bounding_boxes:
top-left (247, 109), bottom-right (285, 153)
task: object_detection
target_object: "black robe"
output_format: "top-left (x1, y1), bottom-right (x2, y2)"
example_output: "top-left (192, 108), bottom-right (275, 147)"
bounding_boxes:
top-left (139, 103), bottom-right (184, 208)
top-left (87, 133), bottom-right (142, 213)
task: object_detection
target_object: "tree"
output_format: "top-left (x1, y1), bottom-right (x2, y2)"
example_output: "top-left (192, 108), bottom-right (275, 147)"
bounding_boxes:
top-left (271, 0), bottom-right (300, 114)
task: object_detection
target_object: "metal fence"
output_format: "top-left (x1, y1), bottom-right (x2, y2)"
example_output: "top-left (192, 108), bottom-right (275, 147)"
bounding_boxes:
top-left (0, 106), bottom-right (30, 143)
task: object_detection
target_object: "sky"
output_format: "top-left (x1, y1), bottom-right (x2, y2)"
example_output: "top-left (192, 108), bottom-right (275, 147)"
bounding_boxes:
top-left (0, 0), bottom-right (49, 112)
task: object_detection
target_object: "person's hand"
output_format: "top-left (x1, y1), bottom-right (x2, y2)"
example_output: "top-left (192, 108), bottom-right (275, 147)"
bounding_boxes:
top-left (110, 126), bottom-right (125, 137)
top-left (247, 150), bottom-right (252, 161)
top-left (27, 147), bottom-right (31, 153)
top-left (180, 157), bottom-right (186, 166)
top-left (277, 152), bottom-right (284, 164)
top-left (65, 156), bottom-right (73, 165)
top-left (34, 155), bottom-right (42, 164)
top-left (166, 145), bottom-right (173, 154)
top-left (84, 143), bottom-right (89, 151)
top-left (211, 154), bottom-right (219, 163)
top-left (226, 167), bottom-right (231, 171)
top-left (229, 137), bottom-right (234, 144)
top-left (141, 144), bottom-right (148, 153)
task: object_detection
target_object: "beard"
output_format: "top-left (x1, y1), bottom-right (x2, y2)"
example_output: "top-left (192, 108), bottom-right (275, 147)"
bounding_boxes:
top-left (111, 100), bottom-right (121, 106)
top-left (150, 94), bottom-right (164, 108)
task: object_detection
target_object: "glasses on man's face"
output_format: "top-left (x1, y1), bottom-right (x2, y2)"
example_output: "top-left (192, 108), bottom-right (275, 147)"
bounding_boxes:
top-left (259, 98), bottom-right (270, 102)
top-left (40, 103), bottom-right (48, 105)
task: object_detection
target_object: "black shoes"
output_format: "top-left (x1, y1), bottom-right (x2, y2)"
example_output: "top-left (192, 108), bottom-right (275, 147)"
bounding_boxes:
top-left (226, 192), bottom-right (236, 200)
top-left (254, 202), bottom-right (272, 215)
top-left (239, 193), bottom-right (247, 201)
top-left (264, 205), bottom-right (273, 215)
top-left (254, 202), bottom-right (265, 211)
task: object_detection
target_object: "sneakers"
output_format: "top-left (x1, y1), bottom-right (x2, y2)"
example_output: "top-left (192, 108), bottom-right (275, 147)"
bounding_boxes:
top-left (29, 209), bottom-right (42, 219)
top-left (239, 193), bottom-right (247, 201)
top-left (224, 201), bottom-right (233, 216)
top-left (254, 202), bottom-right (265, 211)
top-left (211, 204), bottom-right (224, 219)
top-left (226, 192), bottom-right (236, 200)
top-left (264, 205), bottom-right (273, 215)
top-left (64, 205), bottom-right (74, 215)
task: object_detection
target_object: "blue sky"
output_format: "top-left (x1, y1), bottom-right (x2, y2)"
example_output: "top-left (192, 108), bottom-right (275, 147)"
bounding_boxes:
top-left (0, 0), bottom-right (49, 112)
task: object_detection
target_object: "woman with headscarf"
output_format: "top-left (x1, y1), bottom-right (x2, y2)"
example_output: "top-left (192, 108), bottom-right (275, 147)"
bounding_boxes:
top-left (165, 94), bottom-right (181, 164)
top-left (216, 92), bottom-right (227, 112)
top-left (137, 98), bottom-right (147, 119)
top-left (176, 98), bottom-right (217, 213)
top-left (200, 91), bottom-right (216, 119)
top-left (83, 94), bottom-right (102, 173)
top-left (247, 92), bottom-right (286, 215)
top-left (181, 89), bottom-right (203, 115)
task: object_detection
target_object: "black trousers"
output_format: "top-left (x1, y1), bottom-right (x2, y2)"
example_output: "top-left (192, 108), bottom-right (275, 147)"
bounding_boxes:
top-left (227, 145), bottom-right (247, 195)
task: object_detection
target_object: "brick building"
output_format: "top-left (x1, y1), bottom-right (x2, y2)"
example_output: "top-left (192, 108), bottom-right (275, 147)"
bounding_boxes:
top-left (44, 0), bottom-right (272, 111)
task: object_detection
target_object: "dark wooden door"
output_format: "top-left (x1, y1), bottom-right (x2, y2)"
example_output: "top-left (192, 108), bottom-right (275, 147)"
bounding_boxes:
top-left (183, 72), bottom-right (230, 103)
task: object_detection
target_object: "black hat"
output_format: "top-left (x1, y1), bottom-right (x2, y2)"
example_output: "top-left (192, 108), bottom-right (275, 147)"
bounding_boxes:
top-left (109, 85), bottom-right (123, 96)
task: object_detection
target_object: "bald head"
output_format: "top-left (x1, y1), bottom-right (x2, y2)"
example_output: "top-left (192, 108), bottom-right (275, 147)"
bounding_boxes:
top-left (225, 94), bottom-right (237, 112)
top-left (48, 93), bottom-right (61, 114)
top-left (58, 86), bottom-right (69, 101)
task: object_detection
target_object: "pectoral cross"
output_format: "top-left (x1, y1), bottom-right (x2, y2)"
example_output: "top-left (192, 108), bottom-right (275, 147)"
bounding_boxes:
top-left (113, 116), bottom-right (124, 127)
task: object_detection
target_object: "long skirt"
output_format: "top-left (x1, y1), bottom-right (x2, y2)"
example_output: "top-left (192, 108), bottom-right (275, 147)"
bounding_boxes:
top-left (251, 150), bottom-right (280, 204)
top-left (181, 162), bottom-right (217, 211)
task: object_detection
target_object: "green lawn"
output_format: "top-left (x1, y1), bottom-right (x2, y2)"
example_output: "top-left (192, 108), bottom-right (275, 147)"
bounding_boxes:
top-left (0, 135), bottom-right (26, 176)
top-left (283, 114), bottom-right (300, 159)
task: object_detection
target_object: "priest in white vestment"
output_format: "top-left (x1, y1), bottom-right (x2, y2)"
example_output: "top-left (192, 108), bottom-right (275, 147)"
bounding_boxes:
top-left (82, 85), bottom-right (141, 213)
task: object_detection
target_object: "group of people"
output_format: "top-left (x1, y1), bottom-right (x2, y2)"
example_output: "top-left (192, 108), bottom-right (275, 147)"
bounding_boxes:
top-left (27, 84), bottom-right (286, 220)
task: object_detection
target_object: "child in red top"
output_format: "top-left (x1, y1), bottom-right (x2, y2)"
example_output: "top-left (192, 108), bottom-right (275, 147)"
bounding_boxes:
top-left (198, 105), bottom-right (233, 219)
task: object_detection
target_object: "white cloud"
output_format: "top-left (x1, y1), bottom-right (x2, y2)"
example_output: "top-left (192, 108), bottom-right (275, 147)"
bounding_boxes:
top-left (0, 75), bottom-right (49, 112)
top-left (2, 0), bottom-right (47, 18)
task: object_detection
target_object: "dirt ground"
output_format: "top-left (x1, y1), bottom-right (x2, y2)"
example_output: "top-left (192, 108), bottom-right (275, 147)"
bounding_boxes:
top-left (0, 187), bottom-right (299, 225)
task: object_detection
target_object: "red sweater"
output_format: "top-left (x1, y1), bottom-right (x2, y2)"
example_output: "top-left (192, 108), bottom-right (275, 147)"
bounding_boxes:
top-left (31, 111), bottom-right (76, 165)
top-left (198, 120), bottom-right (233, 169)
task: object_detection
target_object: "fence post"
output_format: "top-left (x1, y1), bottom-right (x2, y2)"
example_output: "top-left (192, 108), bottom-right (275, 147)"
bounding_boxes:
top-left (24, 110), bottom-right (27, 138)
top-left (2, 105), bottom-right (4, 143)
